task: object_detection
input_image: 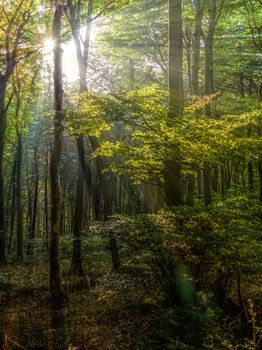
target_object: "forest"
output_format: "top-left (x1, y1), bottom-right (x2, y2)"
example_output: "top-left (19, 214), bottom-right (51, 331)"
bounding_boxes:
top-left (0, 0), bottom-right (261, 349)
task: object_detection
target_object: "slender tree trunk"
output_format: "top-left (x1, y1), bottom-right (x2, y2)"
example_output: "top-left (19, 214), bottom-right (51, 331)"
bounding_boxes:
top-left (233, 160), bottom-right (240, 186)
top-left (89, 136), bottom-right (112, 219)
top-left (203, 0), bottom-right (218, 205)
top-left (9, 185), bottom-right (16, 254)
top-left (68, 0), bottom-right (116, 272)
top-left (241, 160), bottom-right (246, 187)
top-left (110, 236), bottom-right (120, 272)
top-left (185, 173), bottom-right (195, 206)
top-left (72, 136), bottom-right (85, 274)
top-left (7, 154), bottom-right (17, 253)
top-left (259, 162), bottom-right (262, 202)
top-left (203, 162), bottom-right (212, 205)
top-left (70, 0), bottom-right (96, 272)
top-left (220, 164), bottom-right (225, 197)
top-left (168, 0), bottom-right (184, 118)
top-left (32, 149), bottom-right (39, 239)
top-left (184, 27), bottom-right (192, 95)
top-left (212, 165), bottom-right (219, 192)
top-left (49, 0), bottom-right (64, 302)
top-left (16, 132), bottom-right (23, 260)
top-left (93, 171), bottom-right (101, 219)
top-left (192, 0), bottom-right (205, 97)
top-left (0, 83), bottom-right (8, 264)
top-left (27, 148), bottom-right (39, 255)
top-left (162, 0), bottom-right (185, 306)
top-left (29, 148), bottom-right (39, 253)
top-left (164, 0), bottom-right (184, 207)
top-left (60, 182), bottom-right (66, 235)
top-left (6, 155), bottom-right (15, 252)
top-left (197, 170), bottom-right (203, 198)
top-left (204, 0), bottom-right (216, 116)
top-left (185, 1), bottom-right (205, 206)
top-left (70, 0), bottom-right (112, 220)
top-left (226, 160), bottom-right (232, 190)
top-left (87, 158), bottom-right (92, 221)
top-left (27, 157), bottom-right (33, 246)
top-left (258, 80), bottom-right (262, 202)
top-left (44, 150), bottom-right (49, 252)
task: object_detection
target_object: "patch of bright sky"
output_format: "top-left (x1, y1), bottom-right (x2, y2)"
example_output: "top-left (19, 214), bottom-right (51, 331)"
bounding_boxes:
top-left (62, 41), bottom-right (79, 82)
top-left (43, 25), bottom-right (98, 83)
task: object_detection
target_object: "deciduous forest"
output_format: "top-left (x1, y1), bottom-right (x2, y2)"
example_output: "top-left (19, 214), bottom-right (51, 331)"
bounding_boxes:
top-left (0, 0), bottom-right (261, 349)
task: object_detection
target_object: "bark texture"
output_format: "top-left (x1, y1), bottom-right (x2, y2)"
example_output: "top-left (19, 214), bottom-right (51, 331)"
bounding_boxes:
top-left (164, 0), bottom-right (184, 207)
top-left (49, 0), bottom-right (64, 301)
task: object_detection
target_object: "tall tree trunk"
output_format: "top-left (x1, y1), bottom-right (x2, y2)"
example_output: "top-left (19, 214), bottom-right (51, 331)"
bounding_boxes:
top-left (192, 0), bottom-right (205, 96)
top-left (241, 160), bottom-right (246, 187)
top-left (44, 150), bottom-right (49, 252)
top-left (185, 0), bottom-right (206, 206)
top-left (246, 124), bottom-right (254, 192)
top-left (70, 0), bottom-right (94, 273)
top-left (27, 156), bottom-right (33, 245)
top-left (28, 147), bottom-right (39, 255)
top-left (259, 162), bottom-right (262, 202)
top-left (203, 162), bottom-right (212, 205)
top-left (168, 0), bottom-right (184, 118)
top-left (204, 0), bottom-right (216, 116)
top-left (49, 0), bottom-right (64, 302)
top-left (220, 164), bottom-right (225, 197)
top-left (212, 165), bottom-right (219, 192)
top-left (203, 0), bottom-right (218, 205)
top-left (72, 136), bottom-right (85, 274)
top-left (69, 0), bottom-right (112, 219)
top-left (60, 182), bottom-right (66, 236)
top-left (7, 154), bottom-right (17, 253)
top-left (89, 136), bottom-right (112, 219)
top-left (110, 235), bottom-right (120, 272)
top-left (185, 173), bottom-right (195, 206)
top-left (0, 82), bottom-right (8, 264)
top-left (226, 160), bottom-right (231, 190)
top-left (184, 27), bottom-right (192, 95)
top-left (9, 180), bottom-right (16, 254)
top-left (197, 169), bottom-right (203, 198)
top-left (16, 131), bottom-right (23, 261)
top-left (68, 0), bottom-right (116, 273)
top-left (258, 80), bottom-right (262, 202)
top-left (164, 0), bottom-right (184, 207)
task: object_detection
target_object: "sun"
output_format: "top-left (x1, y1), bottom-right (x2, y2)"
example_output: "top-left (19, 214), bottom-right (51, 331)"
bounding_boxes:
top-left (43, 38), bottom-right (55, 53)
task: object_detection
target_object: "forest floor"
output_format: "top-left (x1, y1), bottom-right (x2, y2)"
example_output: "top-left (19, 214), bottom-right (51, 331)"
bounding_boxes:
top-left (0, 216), bottom-right (261, 349)
top-left (0, 262), bottom-right (185, 350)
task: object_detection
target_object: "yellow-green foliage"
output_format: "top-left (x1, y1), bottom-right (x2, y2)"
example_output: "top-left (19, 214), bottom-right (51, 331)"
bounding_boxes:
top-left (65, 92), bottom-right (119, 137)
top-left (88, 85), bottom-right (261, 184)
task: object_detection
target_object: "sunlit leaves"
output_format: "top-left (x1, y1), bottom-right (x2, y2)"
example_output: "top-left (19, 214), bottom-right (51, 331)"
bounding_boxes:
top-left (60, 30), bottom-right (260, 183)
top-left (65, 92), bottom-right (122, 137)
top-left (89, 84), bottom-right (261, 184)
